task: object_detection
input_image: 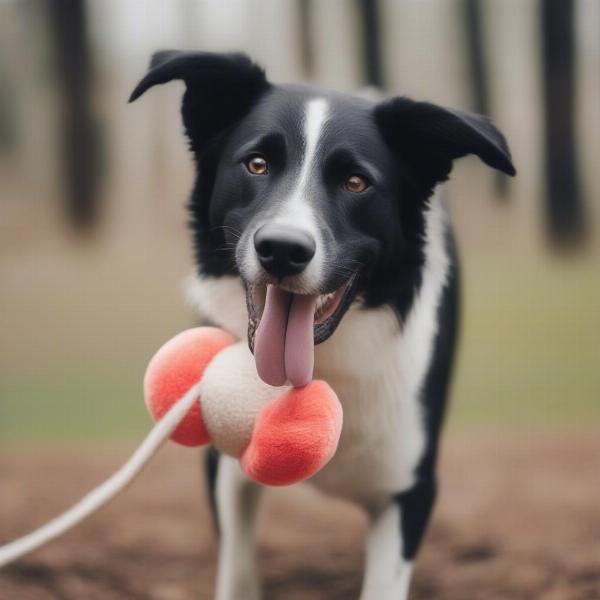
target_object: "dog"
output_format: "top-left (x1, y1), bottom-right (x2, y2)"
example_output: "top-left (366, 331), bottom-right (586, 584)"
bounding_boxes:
top-left (130, 51), bottom-right (515, 600)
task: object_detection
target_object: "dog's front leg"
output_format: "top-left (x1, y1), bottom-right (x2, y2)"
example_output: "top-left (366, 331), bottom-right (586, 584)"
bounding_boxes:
top-left (359, 503), bottom-right (413, 600)
top-left (214, 456), bottom-right (263, 600)
top-left (359, 479), bottom-right (436, 599)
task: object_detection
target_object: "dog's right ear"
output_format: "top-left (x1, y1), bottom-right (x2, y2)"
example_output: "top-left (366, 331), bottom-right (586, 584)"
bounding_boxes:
top-left (129, 51), bottom-right (271, 153)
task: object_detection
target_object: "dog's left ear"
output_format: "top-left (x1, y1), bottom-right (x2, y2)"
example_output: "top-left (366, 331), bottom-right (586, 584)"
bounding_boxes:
top-left (129, 50), bottom-right (271, 153)
top-left (374, 97), bottom-right (516, 193)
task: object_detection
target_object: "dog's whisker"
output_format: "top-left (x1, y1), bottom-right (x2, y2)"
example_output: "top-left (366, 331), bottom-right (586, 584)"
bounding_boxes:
top-left (211, 225), bottom-right (242, 240)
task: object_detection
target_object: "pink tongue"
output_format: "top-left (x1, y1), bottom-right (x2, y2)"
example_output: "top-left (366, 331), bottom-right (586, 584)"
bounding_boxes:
top-left (254, 285), bottom-right (317, 388)
top-left (284, 294), bottom-right (317, 387)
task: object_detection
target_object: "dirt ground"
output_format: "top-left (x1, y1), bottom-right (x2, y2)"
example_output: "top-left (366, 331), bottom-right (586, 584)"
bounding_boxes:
top-left (1, 430), bottom-right (599, 600)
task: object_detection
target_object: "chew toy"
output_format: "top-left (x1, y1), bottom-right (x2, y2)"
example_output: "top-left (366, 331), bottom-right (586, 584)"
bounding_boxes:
top-left (0, 326), bottom-right (343, 567)
top-left (144, 327), bottom-right (343, 486)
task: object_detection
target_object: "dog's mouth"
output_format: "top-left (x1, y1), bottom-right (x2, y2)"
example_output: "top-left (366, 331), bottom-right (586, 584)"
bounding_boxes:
top-left (246, 274), bottom-right (359, 388)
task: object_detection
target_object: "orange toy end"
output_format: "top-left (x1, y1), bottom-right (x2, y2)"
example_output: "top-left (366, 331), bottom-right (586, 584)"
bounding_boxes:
top-left (241, 380), bottom-right (343, 486)
top-left (144, 327), bottom-right (236, 446)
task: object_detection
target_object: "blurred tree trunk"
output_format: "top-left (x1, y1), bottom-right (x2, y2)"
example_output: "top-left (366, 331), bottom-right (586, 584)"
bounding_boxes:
top-left (463, 0), bottom-right (508, 197)
top-left (47, 0), bottom-right (103, 233)
top-left (356, 0), bottom-right (384, 89)
top-left (541, 0), bottom-right (587, 247)
top-left (297, 0), bottom-right (315, 79)
top-left (463, 0), bottom-right (488, 124)
top-left (0, 64), bottom-right (17, 153)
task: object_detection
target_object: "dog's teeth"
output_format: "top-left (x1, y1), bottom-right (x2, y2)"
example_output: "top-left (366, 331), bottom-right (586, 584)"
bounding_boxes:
top-left (314, 291), bottom-right (337, 322)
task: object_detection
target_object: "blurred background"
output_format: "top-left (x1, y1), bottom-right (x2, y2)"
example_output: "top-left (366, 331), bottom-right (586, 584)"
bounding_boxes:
top-left (1, 0), bottom-right (598, 443)
top-left (0, 1), bottom-right (599, 598)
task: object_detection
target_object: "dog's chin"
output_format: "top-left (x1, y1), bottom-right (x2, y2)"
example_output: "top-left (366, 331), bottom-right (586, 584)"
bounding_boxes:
top-left (245, 273), bottom-right (360, 353)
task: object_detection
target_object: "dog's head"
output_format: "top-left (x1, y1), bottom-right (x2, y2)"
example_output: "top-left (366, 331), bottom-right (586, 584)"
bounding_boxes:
top-left (131, 51), bottom-right (515, 386)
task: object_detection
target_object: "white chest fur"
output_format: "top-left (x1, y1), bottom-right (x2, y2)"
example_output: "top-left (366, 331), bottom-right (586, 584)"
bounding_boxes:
top-left (310, 306), bottom-right (427, 503)
top-left (186, 198), bottom-right (450, 505)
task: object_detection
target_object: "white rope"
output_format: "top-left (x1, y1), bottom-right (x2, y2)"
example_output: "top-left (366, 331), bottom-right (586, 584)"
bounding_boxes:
top-left (0, 382), bottom-right (202, 568)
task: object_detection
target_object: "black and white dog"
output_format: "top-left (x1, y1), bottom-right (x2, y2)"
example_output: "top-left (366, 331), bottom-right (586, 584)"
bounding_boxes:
top-left (130, 51), bottom-right (515, 599)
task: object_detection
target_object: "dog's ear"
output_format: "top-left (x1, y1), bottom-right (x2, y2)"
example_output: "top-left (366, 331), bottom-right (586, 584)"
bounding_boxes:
top-left (374, 97), bottom-right (516, 193)
top-left (129, 50), bottom-right (271, 153)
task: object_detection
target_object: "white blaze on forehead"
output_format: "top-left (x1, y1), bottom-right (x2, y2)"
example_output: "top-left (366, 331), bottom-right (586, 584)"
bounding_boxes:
top-left (267, 97), bottom-right (329, 290)
top-left (241, 97), bottom-right (330, 290)
top-left (294, 97), bottom-right (329, 199)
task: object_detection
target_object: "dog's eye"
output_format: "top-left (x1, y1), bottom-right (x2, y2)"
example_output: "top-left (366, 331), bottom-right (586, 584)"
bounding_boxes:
top-left (246, 156), bottom-right (268, 175)
top-left (345, 175), bottom-right (369, 193)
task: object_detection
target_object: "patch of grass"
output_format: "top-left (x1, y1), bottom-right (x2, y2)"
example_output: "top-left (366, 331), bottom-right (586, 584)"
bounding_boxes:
top-left (449, 251), bottom-right (600, 428)
top-left (1, 250), bottom-right (598, 446)
top-left (0, 363), bottom-right (149, 446)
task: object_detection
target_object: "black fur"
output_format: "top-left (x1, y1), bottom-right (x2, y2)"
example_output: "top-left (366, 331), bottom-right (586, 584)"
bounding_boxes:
top-left (394, 478), bottom-right (437, 560)
top-left (394, 230), bottom-right (460, 561)
top-left (375, 97), bottom-right (515, 196)
top-left (204, 446), bottom-right (221, 534)
top-left (129, 50), bottom-right (270, 154)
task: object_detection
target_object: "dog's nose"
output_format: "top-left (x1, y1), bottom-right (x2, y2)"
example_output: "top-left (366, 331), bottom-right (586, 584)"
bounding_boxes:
top-left (254, 224), bottom-right (316, 279)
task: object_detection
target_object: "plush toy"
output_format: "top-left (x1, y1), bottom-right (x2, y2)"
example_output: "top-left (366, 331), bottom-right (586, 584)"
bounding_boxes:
top-left (0, 325), bottom-right (344, 568)
top-left (144, 327), bottom-right (343, 486)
